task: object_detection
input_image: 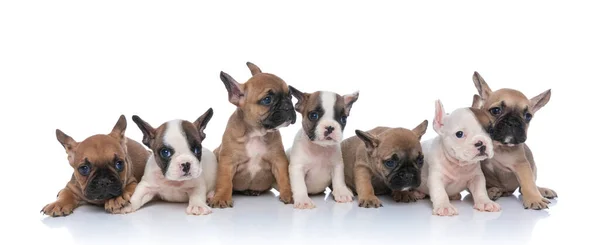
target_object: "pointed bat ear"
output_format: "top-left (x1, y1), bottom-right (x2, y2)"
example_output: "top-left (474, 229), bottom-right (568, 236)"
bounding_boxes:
top-left (131, 115), bottom-right (156, 148)
top-left (355, 130), bottom-right (380, 153)
top-left (246, 61), bottom-right (262, 76)
top-left (473, 71), bottom-right (493, 100)
top-left (194, 108), bottom-right (214, 140)
top-left (471, 94), bottom-right (484, 109)
top-left (289, 85), bottom-right (309, 112)
top-left (109, 115), bottom-right (128, 148)
top-left (342, 91), bottom-right (359, 116)
top-left (530, 89), bottom-right (551, 113)
top-left (56, 129), bottom-right (79, 164)
top-left (433, 100), bottom-right (446, 135)
top-left (412, 120), bottom-right (428, 140)
top-left (220, 71), bottom-right (245, 106)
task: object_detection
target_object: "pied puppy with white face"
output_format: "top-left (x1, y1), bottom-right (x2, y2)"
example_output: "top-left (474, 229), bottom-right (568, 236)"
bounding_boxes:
top-left (414, 100), bottom-right (501, 216)
top-left (287, 86), bottom-right (359, 209)
top-left (116, 108), bottom-right (217, 215)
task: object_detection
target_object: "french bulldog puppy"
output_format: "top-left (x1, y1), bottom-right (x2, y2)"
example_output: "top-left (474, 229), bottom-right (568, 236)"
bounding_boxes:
top-left (341, 121), bottom-right (428, 208)
top-left (471, 71), bottom-right (556, 210)
top-left (286, 86), bottom-right (359, 209)
top-left (410, 100), bottom-right (500, 216)
top-left (209, 62), bottom-right (296, 208)
top-left (116, 108), bottom-right (216, 215)
top-left (41, 115), bottom-right (149, 217)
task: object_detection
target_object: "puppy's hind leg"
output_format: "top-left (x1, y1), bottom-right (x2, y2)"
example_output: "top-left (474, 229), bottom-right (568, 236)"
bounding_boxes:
top-left (487, 187), bottom-right (508, 201)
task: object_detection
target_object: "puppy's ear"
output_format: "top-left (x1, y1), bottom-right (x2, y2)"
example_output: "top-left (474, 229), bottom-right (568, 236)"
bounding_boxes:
top-left (289, 85), bottom-right (309, 112)
top-left (433, 100), bottom-right (446, 135)
top-left (412, 120), bottom-right (428, 140)
top-left (530, 89), bottom-right (551, 113)
top-left (246, 61), bottom-right (262, 76)
top-left (343, 91), bottom-right (360, 116)
top-left (473, 71), bottom-right (493, 100)
top-left (109, 115), bottom-right (128, 148)
top-left (471, 94), bottom-right (484, 109)
top-left (56, 129), bottom-right (79, 164)
top-left (194, 108), bottom-right (214, 140)
top-left (132, 115), bottom-right (156, 148)
top-left (220, 71), bottom-right (245, 106)
top-left (355, 130), bottom-right (380, 152)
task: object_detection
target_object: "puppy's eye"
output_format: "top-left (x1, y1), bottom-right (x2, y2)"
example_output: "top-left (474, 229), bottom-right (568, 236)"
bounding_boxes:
top-left (260, 95), bottom-right (273, 105)
top-left (455, 131), bottom-right (464, 138)
top-left (340, 116), bottom-right (347, 125)
top-left (309, 111), bottom-right (319, 121)
top-left (78, 165), bottom-right (91, 176)
top-left (159, 148), bottom-right (173, 159)
top-left (416, 155), bottom-right (424, 167)
top-left (524, 112), bottom-right (533, 122)
top-left (384, 159), bottom-right (397, 168)
top-left (114, 160), bottom-right (124, 172)
top-left (489, 107), bottom-right (502, 116)
top-left (192, 146), bottom-right (201, 155)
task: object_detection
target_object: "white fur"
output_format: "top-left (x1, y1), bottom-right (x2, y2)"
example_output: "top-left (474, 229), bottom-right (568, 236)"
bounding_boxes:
top-left (287, 93), bottom-right (354, 209)
top-left (313, 92), bottom-right (343, 146)
top-left (417, 103), bottom-right (500, 216)
top-left (245, 133), bottom-right (268, 179)
top-left (118, 120), bottom-right (217, 215)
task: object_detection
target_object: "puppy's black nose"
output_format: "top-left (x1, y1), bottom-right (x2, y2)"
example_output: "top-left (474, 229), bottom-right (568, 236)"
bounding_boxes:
top-left (479, 145), bottom-right (487, 153)
top-left (474, 141), bottom-right (483, 147)
top-left (97, 178), bottom-right (112, 187)
top-left (182, 162), bottom-right (191, 173)
top-left (324, 126), bottom-right (334, 136)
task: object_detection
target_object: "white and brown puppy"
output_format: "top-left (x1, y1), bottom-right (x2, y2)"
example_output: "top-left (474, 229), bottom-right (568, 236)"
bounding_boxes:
top-left (209, 62), bottom-right (296, 208)
top-left (471, 71), bottom-right (556, 210)
top-left (286, 86), bottom-right (359, 209)
top-left (116, 108), bottom-right (217, 215)
top-left (412, 100), bottom-right (500, 216)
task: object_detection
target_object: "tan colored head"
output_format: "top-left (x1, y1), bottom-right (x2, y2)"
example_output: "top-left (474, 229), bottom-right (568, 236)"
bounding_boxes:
top-left (219, 62), bottom-right (296, 131)
top-left (472, 71), bottom-right (551, 146)
top-left (355, 120), bottom-right (428, 191)
top-left (55, 115), bottom-right (131, 201)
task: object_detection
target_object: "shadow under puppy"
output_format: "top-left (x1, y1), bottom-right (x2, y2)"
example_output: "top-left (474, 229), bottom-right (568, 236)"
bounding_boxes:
top-left (209, 62), bottom-right (296, 208)
top-left (115, 108), bottom-right (216, 215)
top-left (471, 71), bottom-right (556, 210)
top-left (286, 86), bottom-right (359, 209)
top-left (341, 120), bottom-right (428, 208)
top-left (408, 100), bottom-right (500, 216)
top-left (42, 115), bottom-right (149, 217)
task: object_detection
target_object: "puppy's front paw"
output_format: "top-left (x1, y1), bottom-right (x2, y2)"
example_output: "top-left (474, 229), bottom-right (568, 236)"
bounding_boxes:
top-left (41, 201), bottom-right (75, 217)
top-left (487, 187), bottom-right (505, 201)
top-left (278, 190), bottom-right (294, 204)
top-left (293, 196), bottom-right (316, 209)
top-left (113, 204), bottom-right (134, 214)
top-left (392, 191), bottom-right (419, 203)
top-left (332, 188), bottom-right (354, 203)
top-left (433, 203), bottom-right (459, 216)
top-left (208, 196), bottom-right (233, 209)
top-left (522, 195), bottom-right (550, 210)
top-left (474, 201), bottom-right (501, 212)
top-left (538, 187), bottom-right (557, 199)
top-left (358, 196), bottom-right (383, 208)
top-left (186, 204), bottom-right (212, 215)
top-left (105, 195), bottom-right (130, 213)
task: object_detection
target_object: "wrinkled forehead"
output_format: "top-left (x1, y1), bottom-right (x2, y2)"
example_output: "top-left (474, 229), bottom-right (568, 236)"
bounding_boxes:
top-left (447, 108), bottom-right (487, 133)
top-left (246, 73), bottom-right (289, 97)
top-left (75, 135), bottom-right (123, 164)
top-left (486, 89), bottom-right (530, 109)
top-left (378, 130), bottom-right (421, 158)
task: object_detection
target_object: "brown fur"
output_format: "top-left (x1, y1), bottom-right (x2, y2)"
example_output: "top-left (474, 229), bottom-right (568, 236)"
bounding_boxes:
top-left (472, 72), bottom-right (556, 210)
top-left (42, 115), bottom-right (150, 217)
top-left (342, 121), bottom-right (428, 208)
top-left (209, 62), bottom-right (294, 208)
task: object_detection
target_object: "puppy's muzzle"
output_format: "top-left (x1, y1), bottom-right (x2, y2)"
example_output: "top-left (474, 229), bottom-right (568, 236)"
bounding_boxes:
top-left (389, 170), bottom-right (421, 191)
top-left (492, 115), bottom-right (527, 144)
top-left (85, 169), bottom-right (122, 200)
top-left (262, 98), bottom-right (296, 129)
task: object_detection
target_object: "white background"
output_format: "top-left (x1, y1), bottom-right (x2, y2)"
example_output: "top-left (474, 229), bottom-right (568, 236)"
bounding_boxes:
top-left (1, 1), bottom-right (598, 245)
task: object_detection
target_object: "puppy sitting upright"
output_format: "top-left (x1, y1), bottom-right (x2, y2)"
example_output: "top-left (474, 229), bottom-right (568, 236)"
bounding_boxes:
top-left (116, 108), bottom-right (216, 215)
top-left (471, 71), bottom-right (556, 210)
top-left (341, 120), bottom-right (428, 208)
top-left (413, 100), bottom-right (500, 216)
top-left (209, 62), bottom-right (296, 208)
top-left (42, 115), bottom-right (149, 217)
top-left (287, 86), bottom-right (359, 209)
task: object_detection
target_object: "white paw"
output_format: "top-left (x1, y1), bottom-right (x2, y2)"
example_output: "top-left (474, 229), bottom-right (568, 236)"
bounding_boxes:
top-left (413, 190), bottom-right (427, 199)
top-left (293, 196), bottom-right (316, 209)
top-left (433, 203), bottom-right (459, 216)
top-left (186, 204), bottom-right (212, 215)
top-left (332, 188), bottom-right (354, 203)
top-left (114, 204), bottom-right (135, 214)
top-left (474, 200), bottom-right (501, 212)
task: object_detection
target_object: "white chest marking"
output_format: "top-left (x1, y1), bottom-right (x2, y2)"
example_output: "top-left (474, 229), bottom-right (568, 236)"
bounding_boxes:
top-left (245, 135), bottom-right (268, 178)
